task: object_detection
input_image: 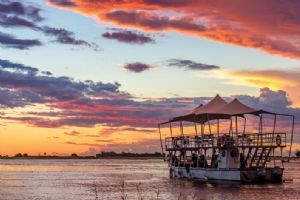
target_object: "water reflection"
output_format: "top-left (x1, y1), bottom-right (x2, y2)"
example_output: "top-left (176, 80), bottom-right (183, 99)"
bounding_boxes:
top-left (0, 159), bottom-right (299, 199)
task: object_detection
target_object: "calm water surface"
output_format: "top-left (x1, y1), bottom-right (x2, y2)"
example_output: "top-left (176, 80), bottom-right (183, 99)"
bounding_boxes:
top-left (0, 159), bottom-right (299, 200)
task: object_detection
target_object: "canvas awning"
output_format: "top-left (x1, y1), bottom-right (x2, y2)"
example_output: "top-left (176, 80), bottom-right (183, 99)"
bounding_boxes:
top-left (161, 94), bottom-right (229, 124)
top-left (194, 94), bottom-right (228, 115)
top-left (159, 95), bottom-right (293, 125)
top-left (218, 98), bottom-right (255, 116)
top-left (218, 98), bottom-right (293, 117)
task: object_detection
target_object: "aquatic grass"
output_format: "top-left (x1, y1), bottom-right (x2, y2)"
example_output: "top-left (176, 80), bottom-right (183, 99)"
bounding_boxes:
top-left (120, 180), bottom-right (128, 200)
top-left (92, 183), bottom-right (100, 200)
top-left (154, 188), bottom-right (160, 200)
top-left (136, 182), bottom-right (145, 200)
top-left (90, 180), bottom-right (202, 200)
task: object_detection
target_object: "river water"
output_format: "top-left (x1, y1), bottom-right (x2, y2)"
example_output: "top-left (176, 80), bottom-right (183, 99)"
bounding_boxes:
top-left (0, 159), bottom-right (299, 200)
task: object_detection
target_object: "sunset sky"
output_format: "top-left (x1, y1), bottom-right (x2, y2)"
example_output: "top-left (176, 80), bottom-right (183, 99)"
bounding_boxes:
top-left (0, 0), bottom-right (300, 156)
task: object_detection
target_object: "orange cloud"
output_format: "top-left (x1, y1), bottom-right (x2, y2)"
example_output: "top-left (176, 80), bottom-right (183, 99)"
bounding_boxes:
top-left (219, 68), bottom-right (300, 106)
top-left (47, 0), bottom-right (300, 59)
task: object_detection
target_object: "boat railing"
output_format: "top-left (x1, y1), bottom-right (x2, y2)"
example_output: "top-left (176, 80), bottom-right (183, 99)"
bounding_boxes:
top-left (236, 132), bottom-right (286, 147)
top-left (164, 132), bottom-right (286, 150)
top-left (164, 136), bottom-right (198, 150)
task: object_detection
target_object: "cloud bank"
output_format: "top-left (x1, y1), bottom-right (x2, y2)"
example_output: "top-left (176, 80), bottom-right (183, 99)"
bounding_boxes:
top-left (1, 58), bottom-right (300, 131)
top-left (0, 0), bottom-right (98, 50)
top-left (0, 31), bottom-right (42, 49)
top-left (0, 59), bottom-right (200, 128)
top-left (48, 0), bottom-right (300, 59)
top-left (1, 59), bottom-right (299, 153)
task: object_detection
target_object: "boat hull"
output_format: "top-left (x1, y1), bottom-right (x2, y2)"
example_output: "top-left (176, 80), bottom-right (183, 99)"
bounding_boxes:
top-left (170, 166), bottom-right (283, 183)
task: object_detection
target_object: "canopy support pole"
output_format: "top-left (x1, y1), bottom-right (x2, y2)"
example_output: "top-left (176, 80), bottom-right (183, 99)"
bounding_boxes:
top-left (259, 114), bottom-right (263, 134)
top-left (271, 114), bottom-right (277, 147)
top-left (243, 117), bottom-right (246, 135)
top-left (235, 116), bottom-right (238, 136)
top-left (261, 114), bottom-right (264, 134)
top-left (259, 114), bottom-right (263, 146)
top-left (207, 114), bottom-right (212, 135)
top-left (180, 121), bottom-right (184, 136)
top-left (217, 119), bottom-right (220, 137)
top-left (229, 117), bottom-right (233, 136)
top-left (258, 114), bottom-right (261, 134)
top-left (201, 123), bottom-right (204, 137)
top-left (169, 122), bottom-right (173, 137)
top-left (158, 124), bottom-right (164, 155)
top-left (194, 115), bottom-right (198, 136)
top-left (288, 116), bottom-right (295, 161)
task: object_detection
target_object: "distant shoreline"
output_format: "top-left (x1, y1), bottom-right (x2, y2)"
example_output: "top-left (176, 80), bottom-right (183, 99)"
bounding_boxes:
top-left (0, 156), bottom-right (163, 160)
top-left (0, 151), bottom-right (164, 160)
top-left (1, 156), bottom-right (299, 160)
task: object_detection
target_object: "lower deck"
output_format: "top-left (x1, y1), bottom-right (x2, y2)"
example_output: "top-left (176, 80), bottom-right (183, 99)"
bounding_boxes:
top-left (170, 166), bottom-right (283, 183)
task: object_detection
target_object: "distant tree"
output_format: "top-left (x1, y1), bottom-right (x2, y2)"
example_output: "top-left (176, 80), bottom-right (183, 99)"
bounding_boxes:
top-left (295, 150), bottom-right (300, 158)
top-left (71, 153), bottom-right (78, 157)
top-left (15, 153), bottom-right (23, 157)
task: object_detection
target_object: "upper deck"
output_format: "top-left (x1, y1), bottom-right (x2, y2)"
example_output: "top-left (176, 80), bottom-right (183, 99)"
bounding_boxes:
top-left (164, 132), bottom-right (286, 151)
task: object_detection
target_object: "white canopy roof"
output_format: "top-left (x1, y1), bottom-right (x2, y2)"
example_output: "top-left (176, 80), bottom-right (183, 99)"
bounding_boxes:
top-left (218, 98), bottom-right (256, 115)
top-left (194, 94), bottom-right (228, 115)
top-left (164, 95), bottom-right (229, 124)
top-left (160, 95), bottom-right (292, 125)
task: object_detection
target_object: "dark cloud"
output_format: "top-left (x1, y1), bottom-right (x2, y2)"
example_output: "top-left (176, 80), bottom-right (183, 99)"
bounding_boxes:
top-left (0, 1), bottom-right (98, 50)
top-left (0, 31), bottom-right (42, 49)
top-left (102, 29), bottom-right (155, 44)
top-left (41, 26), bottom-right (100, 50)
top-left (47, 0), bottom-right (77, 7)
top-left (124, 62), bottom-right (154, 73)
top-left (0, 14), bottom-right (38, 28)
top-left (0, 1), bottom-right (42, 29)
top-left (0, 1), bottom-right (43, 21)
top-left (0, 88), bottom-right (45, 108)
top-left (167, 59), bottom-right (220, 71)
top-left (0, 59), bottom-right (125, 107)
top-left (0, 59), bottom-right (38, 74)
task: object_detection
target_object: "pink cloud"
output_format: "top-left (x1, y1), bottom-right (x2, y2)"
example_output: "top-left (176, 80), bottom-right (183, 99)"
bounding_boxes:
top-left (48, 0), bottom-right (300, 59)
